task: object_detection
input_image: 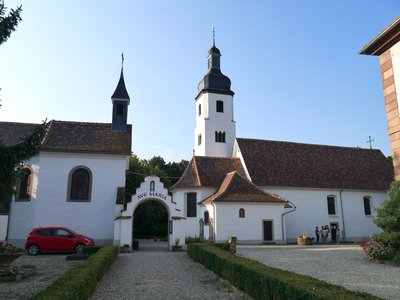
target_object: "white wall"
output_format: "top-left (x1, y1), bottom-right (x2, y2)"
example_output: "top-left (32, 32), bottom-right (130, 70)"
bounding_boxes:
top-left (263, 187), bottom-right (387, 242)
top-left (0, 214), bottom-right (8, 240)
top-left (213, 202), bottom-right (285, 243)
top-left (8, 152), bottom-right (128, 247)
top-left (194, 93), bottom-right (236, 158)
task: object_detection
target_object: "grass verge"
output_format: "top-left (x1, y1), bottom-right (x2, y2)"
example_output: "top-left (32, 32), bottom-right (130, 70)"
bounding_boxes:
top-left (30, 245), bottom-right (119, 300)
top-left (187, 243), bottom-right (383, 300)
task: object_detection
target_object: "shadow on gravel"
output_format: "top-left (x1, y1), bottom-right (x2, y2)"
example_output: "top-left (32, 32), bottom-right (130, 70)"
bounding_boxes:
top-left (136, 240), bottom-right (169, 252)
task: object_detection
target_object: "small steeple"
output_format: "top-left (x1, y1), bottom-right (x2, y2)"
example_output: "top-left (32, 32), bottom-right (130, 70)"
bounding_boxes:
top-left (111, 53), bottom-right (130, 132)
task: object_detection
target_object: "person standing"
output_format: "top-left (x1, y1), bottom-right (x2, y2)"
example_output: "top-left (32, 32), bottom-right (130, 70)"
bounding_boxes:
top-left (315, 226), bottom-right (320, 244)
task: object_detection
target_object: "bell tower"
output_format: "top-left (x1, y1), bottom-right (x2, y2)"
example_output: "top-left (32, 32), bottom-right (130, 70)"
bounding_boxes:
top-left (194, 34), bottom-right (236, 157)
top-left (111, 53), bottom-right (130, 132)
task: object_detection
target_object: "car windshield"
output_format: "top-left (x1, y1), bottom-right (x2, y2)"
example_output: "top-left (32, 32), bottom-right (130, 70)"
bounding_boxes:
top-left (67, 229), bottom-right (79, 235)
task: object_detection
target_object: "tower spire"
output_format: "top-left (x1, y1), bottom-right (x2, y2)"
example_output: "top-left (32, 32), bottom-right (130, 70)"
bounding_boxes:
top-left (121, 51), bottom-right (124, 70)
top-left (212, 26), bottom-right (215, 46)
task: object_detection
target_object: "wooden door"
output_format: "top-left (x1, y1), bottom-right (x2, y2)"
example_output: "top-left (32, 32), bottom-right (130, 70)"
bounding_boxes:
top-left (263, 220), bottom-right (273, 241)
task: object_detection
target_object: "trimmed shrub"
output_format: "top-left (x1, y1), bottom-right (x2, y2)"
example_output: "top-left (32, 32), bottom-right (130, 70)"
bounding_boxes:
top-left (82, 246), bottom-right (102, 255)
top-left (185, 236), bottom-right (204, 244)
top-left (132, 240), bottom-right (139, 250)
top-left (213, 243), bottom-right (229, 251)
top-left (31, 245), bottom-right (119, 300)
top-left (188, 243), bottom-right (382, 300)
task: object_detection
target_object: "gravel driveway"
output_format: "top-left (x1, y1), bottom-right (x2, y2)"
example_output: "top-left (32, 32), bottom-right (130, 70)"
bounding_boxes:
top-left (90, 241), bottom-right (251, 300)
top-left (237, 244), bottom-right (400, 300)
top-left (1, 254), bottom-right (84, 300)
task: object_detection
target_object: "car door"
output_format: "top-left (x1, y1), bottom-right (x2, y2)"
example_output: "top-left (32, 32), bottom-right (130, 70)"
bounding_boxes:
top-left (52, 228), bottom-right (75, 251)
top-left (36, 229), bottom-right (56, 251)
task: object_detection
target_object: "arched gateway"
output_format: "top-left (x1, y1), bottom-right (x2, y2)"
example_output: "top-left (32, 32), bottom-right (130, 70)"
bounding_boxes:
top-left (113, 176), bottom-right (185, 250)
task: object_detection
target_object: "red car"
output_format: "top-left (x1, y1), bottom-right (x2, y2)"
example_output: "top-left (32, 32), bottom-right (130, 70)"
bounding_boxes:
top-left (25, 227), bottom-right (95, 255)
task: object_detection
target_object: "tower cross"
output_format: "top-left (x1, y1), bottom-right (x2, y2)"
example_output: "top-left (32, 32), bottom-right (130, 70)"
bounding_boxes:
top-left (366, 136), bottom-right (374, 149)
top-left (121, 51), bottom-right (124, 68)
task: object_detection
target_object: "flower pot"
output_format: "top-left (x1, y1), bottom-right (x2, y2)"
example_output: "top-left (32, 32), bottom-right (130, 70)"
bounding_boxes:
top-left (297, 237), bottom-right (313, 246)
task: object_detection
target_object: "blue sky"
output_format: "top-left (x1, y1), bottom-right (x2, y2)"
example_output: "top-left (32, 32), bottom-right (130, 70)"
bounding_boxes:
top-left (0, 1), bottom-right (399, 162)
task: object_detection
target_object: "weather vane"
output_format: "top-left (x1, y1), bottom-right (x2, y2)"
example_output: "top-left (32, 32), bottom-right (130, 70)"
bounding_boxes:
top-left (366, 136), bottom-right (374, 149)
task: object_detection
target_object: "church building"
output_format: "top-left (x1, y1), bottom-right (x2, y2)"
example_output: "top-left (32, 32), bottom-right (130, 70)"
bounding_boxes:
top-left (0, 37), bottom-right (394, 250)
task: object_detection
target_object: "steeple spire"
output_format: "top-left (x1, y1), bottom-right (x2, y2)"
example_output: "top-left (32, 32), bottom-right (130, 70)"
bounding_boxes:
top-left (212, 26), bottom-right (215, 47)
top-left (111, 53), bottom-right (130, 132)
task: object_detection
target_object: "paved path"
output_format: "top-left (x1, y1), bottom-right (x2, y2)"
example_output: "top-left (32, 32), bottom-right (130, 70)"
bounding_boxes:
top-left (90, 241), bottom-right (251, 300)
top-left (237, 244), bottom-right (400, 300)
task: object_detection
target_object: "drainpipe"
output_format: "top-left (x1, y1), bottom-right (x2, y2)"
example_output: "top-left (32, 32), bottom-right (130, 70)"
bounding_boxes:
top-left (281, 201), bottom-right (296, 244)
top-left (339, 190), bottom-right (346, 240)
top-left (211, 202), bottom-right (216, 242)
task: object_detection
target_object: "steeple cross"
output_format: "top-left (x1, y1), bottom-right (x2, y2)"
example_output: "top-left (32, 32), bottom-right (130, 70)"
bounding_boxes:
top-left (366, 136), bottom-right (374, 149)
top-left (121, 51), bottom-right (124, 68)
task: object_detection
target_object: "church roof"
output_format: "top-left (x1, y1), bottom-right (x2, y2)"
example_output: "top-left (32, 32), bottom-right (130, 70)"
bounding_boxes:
top-left (236, 138), bottom-right (393, 191)
top-left (359, 16), bottom-right (400, 56)
top-left (0, 120), bottom-right (132, 155)
top-left (201, 171), bottom-right (288, 204)
top-left (171, 156), bottom-right (245, 189)
top-left (111, 69), bottom-right (130, 101)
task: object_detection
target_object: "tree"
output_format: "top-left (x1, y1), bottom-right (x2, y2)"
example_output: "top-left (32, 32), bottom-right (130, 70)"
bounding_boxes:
top-left (373, 181), bottom-right (400, 249)
top-left (0, 1), bottom-right (22, 46)
top-left (0, 2), bottom-right (48, 208)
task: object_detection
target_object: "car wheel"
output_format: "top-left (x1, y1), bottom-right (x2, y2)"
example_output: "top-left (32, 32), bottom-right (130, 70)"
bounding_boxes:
top-left (27, 244), bottom-right (40, 255)
top-left (75, 244), bottom-right (84, 254)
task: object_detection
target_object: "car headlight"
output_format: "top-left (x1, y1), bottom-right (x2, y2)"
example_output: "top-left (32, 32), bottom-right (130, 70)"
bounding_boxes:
top-left (84, 238), bottom-right (93, 243)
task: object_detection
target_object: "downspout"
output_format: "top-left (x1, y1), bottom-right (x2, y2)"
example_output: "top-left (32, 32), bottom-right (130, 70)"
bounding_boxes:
top-left (281, 200), bottom-right (296, 244)
top-left (211, 202), bottom-right (216, 242)
top-left (339, 190), bottom-right (346, 240)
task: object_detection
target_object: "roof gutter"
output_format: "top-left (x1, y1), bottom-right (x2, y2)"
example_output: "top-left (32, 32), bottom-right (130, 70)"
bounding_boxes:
top-left (281, 201), bottom-right (296, 244)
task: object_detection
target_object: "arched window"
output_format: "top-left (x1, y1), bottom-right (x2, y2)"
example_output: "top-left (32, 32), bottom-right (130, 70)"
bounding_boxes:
top-left (198, 104), bottom-right (201, 116)
top-left (239, 208), bottom-right (245, 218)
top-left (16, 167), bottom-right (32, 201)
top-left (204, 211), bottom-right (209, 225)
top-left (216, 100), bottom-right (224, 113)
top-left (116, 104), bottom-right (124, 116)
top-left (215, 131), bottom-right (226, 143)
top-left (198, 134), bottom-right (202, 146)
top-left (327, 195), bottom-right (336, 215)
top-left (150, 180), bottom-right (155, 191)
top-left (68, 167), bottom-right (92, 202)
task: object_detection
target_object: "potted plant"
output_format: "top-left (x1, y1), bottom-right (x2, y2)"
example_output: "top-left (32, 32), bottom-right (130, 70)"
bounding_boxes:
top-left (0, 241), bottom-right (24, 265)
top-left (297, 231), bottom-right (313, 246)
top-left (172, 238), bottom-right (182, 251)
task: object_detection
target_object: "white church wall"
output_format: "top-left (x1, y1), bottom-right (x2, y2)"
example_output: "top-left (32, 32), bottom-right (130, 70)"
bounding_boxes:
top-left (195, 93), bottom-right (236, 158)
top-left (8, 152), bottom-right (128, 247)
top-left (214, 202), bottom-right (285, 243)
top-left (263, 187), bottom-right (388, 242)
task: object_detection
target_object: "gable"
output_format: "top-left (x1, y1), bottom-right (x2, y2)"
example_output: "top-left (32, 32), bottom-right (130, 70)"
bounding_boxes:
top-left (237, 138), bottom-right (393, 190)
top-left (172, 156), bottom-right (245, 189)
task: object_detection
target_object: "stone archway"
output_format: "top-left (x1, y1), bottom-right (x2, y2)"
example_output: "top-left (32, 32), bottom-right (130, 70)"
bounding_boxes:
top-left (114, 176), bottom-right (185, 250)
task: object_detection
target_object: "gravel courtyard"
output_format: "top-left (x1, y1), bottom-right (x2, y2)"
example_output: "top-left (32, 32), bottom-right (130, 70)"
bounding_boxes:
top-left (1, 254), bottom-right (84, 300)
top-left (90, 241), bottom-right (251, 300)
top-left (237, 244), bottom-right (400, 300)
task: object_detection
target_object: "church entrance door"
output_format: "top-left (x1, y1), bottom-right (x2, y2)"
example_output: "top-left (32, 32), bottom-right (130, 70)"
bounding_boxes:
top-left (330, 223), bottom-right (338, 242)
top-left (263, 220), bottom-right (273, 241)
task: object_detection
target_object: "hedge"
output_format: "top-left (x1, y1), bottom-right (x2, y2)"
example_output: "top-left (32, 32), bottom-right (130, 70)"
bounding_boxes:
top-left (30, 245), bottom-right (119, 300)
top-left (82, 246), bottom-right (102, 255)
top-left (187, 243), bottom-right (383, 300)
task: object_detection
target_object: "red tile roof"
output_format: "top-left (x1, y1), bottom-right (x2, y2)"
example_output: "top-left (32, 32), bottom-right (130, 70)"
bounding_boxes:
top-left (236, 138), bottom-right (393, 190)
top-left (0, 120), bottom-right (132, 155)
top-left (201, 171), bottom-right (288, 204)
top-left (171, 156), bottom-right (245, 189)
